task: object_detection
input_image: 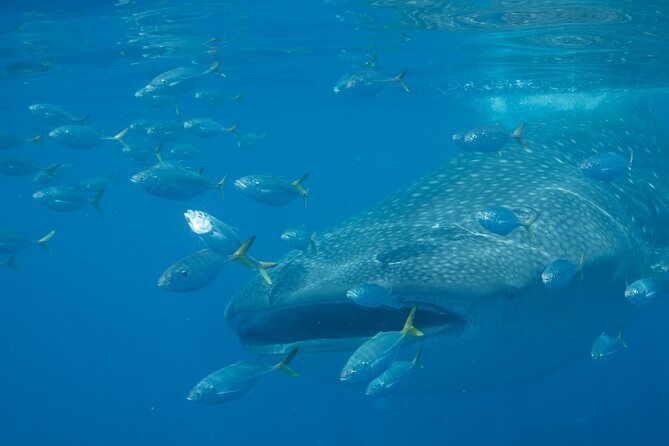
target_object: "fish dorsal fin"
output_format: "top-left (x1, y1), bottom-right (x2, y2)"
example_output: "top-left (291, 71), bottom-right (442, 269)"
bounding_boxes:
top-left (274, 347), bottom-right (299, 377)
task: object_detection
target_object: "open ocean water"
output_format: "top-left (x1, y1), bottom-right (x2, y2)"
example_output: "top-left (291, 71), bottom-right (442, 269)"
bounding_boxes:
top-left (1, 1), bottom-right (669, 445)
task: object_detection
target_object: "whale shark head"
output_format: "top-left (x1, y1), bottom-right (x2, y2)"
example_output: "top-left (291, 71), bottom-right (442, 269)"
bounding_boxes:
top-left (225, 96), bottom-right (669, 392)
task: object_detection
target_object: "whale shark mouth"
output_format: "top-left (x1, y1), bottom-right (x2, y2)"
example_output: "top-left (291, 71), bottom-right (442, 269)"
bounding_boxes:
top-left (229, 300), bottom-right (466, 355)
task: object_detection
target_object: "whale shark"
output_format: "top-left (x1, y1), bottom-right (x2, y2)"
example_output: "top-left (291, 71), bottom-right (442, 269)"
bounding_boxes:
top-left (225, 94), bottom-right (669, 392)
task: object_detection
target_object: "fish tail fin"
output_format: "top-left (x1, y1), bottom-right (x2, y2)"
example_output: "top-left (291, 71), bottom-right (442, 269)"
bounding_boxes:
top-left (90, 188), bottom-right (105, 213)
top-left (393, 68), bottom-right (409, 93)
top-left (401, 306), bottom-right (424, 337)
top-left (38, 229), bottom-right (55, 256)
top-left (2, 255), bottom-right (17, 269)
top-left (234, 92), bottom-right (245, 102)
top-left (274, 347), bottom-right (299, 378)
top-left (366, 54), bottom-right (377, 70)
top-left (522, 208), bottom-right (540, 240)
top-left (512, 123), bottom-right (527, 146)
top-left (215, 174), bottom-right (227, 199)
top-left (44, 162), bottom-right (63, 174)
top-left (155, 142), bottom-right (164, 161)
top-left (78, 114), bottom-right (92, 123)
top-left (291, 174), bottom-right (309, 206)
top-left (413, 345), bottom-right (425, 369)
top-left (579, 248), bottom-right (585, 280)
top-left (227, 123), bottom-right (238, 133)
top-left (113, 127), bottom-right (130, 150)
top-left (32, 132), bottom-right (43, 147)
top-left (309, 231), bottom-right (318, 254)
top-left (209, 57), bottom-right (226, 77)
top-left (208, 57), bottom-right (219, 73)
top-left (229, 236), bottom-right (255, 265)
top-left (257, 261), bottom-right (278, 285)
top-left (618, 326), bottom-right (628, 349)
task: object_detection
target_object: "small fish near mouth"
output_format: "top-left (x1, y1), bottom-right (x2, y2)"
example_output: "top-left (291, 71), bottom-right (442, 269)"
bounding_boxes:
top-left (227, 301), bottom-right (466, 355)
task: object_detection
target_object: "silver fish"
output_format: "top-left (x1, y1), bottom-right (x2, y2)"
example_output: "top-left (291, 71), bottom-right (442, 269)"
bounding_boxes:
top-left (280, 226), bottom-right (316, 252)
top-left (28, 103), bottom-right (91, 125)
top-left (135, 59), bottom-right (223, 98)
top-left (591, 328), bottom-right (628, 362)
top-left (346, 283), bottom-right (390, 308)
top-left (33, 162), bottom-right (72, 184)
top-left (183, 118), bottom-right (236, 138)
top-left (184, 210), bottom-right (277, 284)
top-left (76, 174), bottom-right (120, 193)
top-left (130, 162), bottom-right (225, 201)
top-left (365, 345), bottom-right (424, 397)
top-left (333, 68), bottom-right (408, 97)
top-left (194, 89), bottom-right (244, 106)
top-left (340, 307), bottom-right (423, 384)
top-left (236, 132), bottom-right (266, 150)
top-left (234, 174), bottom-right (309, 207)
top-left (158, 238), bottom-right (255, 293)
top-left (0, 155), bottom-right (62, 177)
top-left (452, 123), bottom-right (525, 153)
top-left (187, 347), bottom-right (298, 405)
top-left (49, 125), bottom-right (129, 150)
top-left (0, 130), bottom-right (42, 150)
top-left (0, 229), bottom-right (55, 256)
top-left (32, 187), bottom-right (104, 212)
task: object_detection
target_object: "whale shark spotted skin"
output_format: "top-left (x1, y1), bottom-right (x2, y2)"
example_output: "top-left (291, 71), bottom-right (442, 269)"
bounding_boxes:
top-left (225, 98), bottom-right (669, 392)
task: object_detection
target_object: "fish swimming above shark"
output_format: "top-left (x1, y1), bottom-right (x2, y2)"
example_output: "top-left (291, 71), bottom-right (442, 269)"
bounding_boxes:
top-left (224, 95), bottom-right (669, 393)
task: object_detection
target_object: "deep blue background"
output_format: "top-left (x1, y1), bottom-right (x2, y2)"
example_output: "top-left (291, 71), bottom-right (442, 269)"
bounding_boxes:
top-left (1, 1), bottom-right (668, 445)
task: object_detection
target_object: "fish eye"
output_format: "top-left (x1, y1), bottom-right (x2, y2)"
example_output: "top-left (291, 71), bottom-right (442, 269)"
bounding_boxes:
top-left (180, 270), bottom-right (188, 277)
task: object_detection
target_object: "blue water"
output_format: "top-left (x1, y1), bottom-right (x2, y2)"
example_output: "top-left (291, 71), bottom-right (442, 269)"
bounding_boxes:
top-left (1, 1), bottom-right (668, 445)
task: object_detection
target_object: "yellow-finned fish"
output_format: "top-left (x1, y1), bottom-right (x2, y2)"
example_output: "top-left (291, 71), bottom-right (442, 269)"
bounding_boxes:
top-left (340, 306), bottom-right (423, 384)
top-left (187, 347), bottom-right (299, 405)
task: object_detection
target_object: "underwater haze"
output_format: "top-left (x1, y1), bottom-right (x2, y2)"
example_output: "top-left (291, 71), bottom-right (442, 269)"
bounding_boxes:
top-left (1, 1), bottom-right (669, 445)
